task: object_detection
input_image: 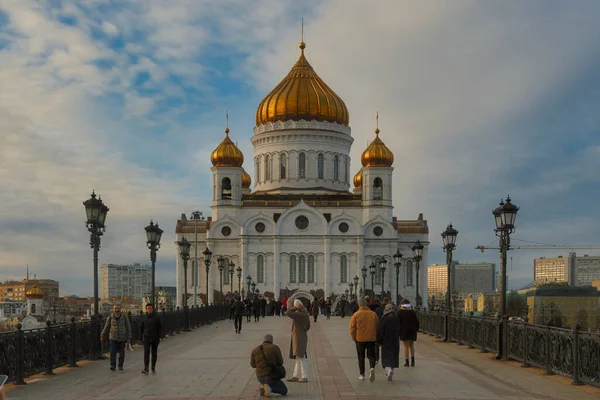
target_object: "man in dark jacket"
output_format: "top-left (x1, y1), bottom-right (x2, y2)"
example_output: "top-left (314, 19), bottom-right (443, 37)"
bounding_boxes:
top-left (252, 297), bottom-right (261, 322)
top-left (233, 296), bottom-right (245, 333)
top-left (250, 333), bottom-right (288, 397)
top-left (140, 303), bottom-right (164, 374)
top-left (260, 296), bottom-right (267, 318)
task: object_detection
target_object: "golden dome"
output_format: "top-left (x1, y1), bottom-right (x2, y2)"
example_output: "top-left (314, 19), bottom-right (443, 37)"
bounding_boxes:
top-left (353, 170), bottom-right (363, 188)
top-left (26, 285), bottom-right (44, 299)
top-left (255, 41), bottom-right (349, 127)
top-left (360, 128), bottom-right (394, 167)
top-left (241, 168), bottom-right (251, 188)
top-left (211, 128), bottom-right (244, 167)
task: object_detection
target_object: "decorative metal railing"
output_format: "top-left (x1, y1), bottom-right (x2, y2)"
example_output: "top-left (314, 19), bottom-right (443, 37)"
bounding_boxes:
top-left (416, 310), bottom-right (600, 387)
top-left (0, 304), bottom-right (229, 384)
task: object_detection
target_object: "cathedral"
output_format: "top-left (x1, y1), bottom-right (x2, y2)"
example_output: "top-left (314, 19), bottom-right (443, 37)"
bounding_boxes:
top-left (175, 40), bottom-right (429, 306)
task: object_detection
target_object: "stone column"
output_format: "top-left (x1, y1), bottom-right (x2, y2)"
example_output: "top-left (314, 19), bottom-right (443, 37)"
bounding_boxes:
top-left (273, 237), bottom-right (281, 298)
top-left (357, 236), bottom-right (364, 282)
top-left (324, 236), bottom-right (331, 297)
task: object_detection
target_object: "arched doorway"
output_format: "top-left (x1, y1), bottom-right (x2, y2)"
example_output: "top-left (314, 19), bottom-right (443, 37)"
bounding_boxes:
top-left (288, 290), bottom-right (315, 308)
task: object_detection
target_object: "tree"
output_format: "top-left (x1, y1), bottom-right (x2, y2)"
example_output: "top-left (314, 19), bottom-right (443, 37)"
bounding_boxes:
top-left (506, 291), bottom-right (527, 318)
top-left (576, 309), bottom-right (589, 331)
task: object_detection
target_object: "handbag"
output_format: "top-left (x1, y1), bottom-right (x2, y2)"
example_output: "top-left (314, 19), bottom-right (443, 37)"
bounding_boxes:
top-left (259, 345), bottom-right (286, 380)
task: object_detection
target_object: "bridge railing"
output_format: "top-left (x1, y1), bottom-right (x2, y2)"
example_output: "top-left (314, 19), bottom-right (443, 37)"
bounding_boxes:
top-left (416, 310), bottom-right (600, 387)
top-left (0, 304), bottom-right (229, 385)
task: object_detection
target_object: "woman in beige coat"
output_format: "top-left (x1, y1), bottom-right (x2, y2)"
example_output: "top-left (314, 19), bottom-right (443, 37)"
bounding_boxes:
top-left (286, 299), bottom-right (311, 382)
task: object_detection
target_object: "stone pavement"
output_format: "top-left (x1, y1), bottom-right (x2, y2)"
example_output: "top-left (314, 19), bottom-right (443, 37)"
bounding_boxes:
top-left (4, 314), bottom-right (600, 399)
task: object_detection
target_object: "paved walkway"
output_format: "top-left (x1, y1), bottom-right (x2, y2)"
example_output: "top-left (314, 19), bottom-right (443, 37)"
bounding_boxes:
top-left (3, 315), bottom-right (600, 399)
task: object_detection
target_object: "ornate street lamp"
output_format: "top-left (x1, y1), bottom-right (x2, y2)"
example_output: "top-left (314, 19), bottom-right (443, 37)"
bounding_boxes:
top-left (493, 196), bottom-right (519, 359)
top-left (353, 275), bottom-right (359, 301)
top-left (83, 191), bottom-right (109, 360)
top-left (379, 258), bottom-right (388, 299)
top-left (176, 237), bottom-right (191, 331)
top-left (411, 240), bottom-right (424, 307)
top-left (441, 223), bottom-right (458, 342)
top-left (217, 256), bottom-right (225, 304)
top-left (348, 284), bottom-right (353, 299)
top-left (236, 266), bottom-right (242, 294)
top-left (345, 288), bottom-right (349, 298)
top-left (228, 261), bottom-right (235, 293)
top-left (145, 220), bottom-right (163, 306)
top-left (251, 281), bottom-right (256, 296)
top-left (246, 275), bottom-right (252, 299)
top-left (361, 266), bottom-right (367, 297)
top-left (393, 249), bottom-right (403, 305)
top-left (369, 263), bottom-right (376, 298)
top-left (202, 247), bottom-right (212, 305)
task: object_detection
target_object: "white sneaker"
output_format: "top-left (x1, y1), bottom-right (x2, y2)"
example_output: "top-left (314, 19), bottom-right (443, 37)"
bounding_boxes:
top-left (358, 374), bottom-right (365, 381)
top-left (369, 368), bottom-right (375, 382)
top-left (387, 369), bottom-right (393, 381)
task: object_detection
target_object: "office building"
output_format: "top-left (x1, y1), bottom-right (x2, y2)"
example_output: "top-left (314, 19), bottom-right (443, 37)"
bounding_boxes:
top-left (533, 253), bottom-right (600, 286)
top-left (100, 263), bottom-right (151, 300)
top-left (0, 278), bottom-right (59, 305)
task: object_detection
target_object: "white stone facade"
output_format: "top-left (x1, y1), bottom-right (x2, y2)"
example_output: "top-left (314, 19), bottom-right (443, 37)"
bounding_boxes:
top-left (175, 120), bottom-right (429, 306)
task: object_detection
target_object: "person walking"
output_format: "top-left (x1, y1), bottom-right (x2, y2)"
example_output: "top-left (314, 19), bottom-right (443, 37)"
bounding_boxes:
top-left (233, 296), bottom-right (245, 333)
top-left (244, 298), bottom-right (252, 322)
top-left (250, 333), bottom-right (288, 397)
top-left (325, 298), bottom-right (332, 320)
top-left (286, 299), bottom-right (311, 383)
top-left (349, 297), bottom-right (379, 382)
top-left (373, 297), bottom-right (390, 365)
top-left (339, 296), bottom-right (347, 318)
top-left (140, 303), bottom-right (164, 374)
top-left (311, 299), bottom-right (319, 323)
top-left (260, 296), bottom-right (267, 318)
top-left (397, 299), bottom-right (420, 367)
top-left (101, 304), bottom-right (131, 371)
top-left (252, 296), bottom-right (261, 322)
top-left (377, 303), bottom-right (400, 380)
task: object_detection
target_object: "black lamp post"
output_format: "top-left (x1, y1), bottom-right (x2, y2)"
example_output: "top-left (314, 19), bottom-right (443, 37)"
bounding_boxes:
top-left (228, 261), bottom-right (235, 294)
top-left (202, 247), bottom-right (212, 305)
top-left (217, 256), bottom-right (225, 304)
top-left (176, 237), bottom-right (191, 331)
top-left (379, 258), bottom-right (388, 299)
top-left (361, 266), bottom-right (367, 297)
top-left (493, 196), bottom-right (519, 359)
top-left (145, 220), bottom-right (163, 306)
top-left (393, 249), bottom-right (403, 305)
top-left (83, 191), bottom-right (109, 360)
top-left (348, 284), bottom-right (353, 299)
top-left (411, 240), bottom-right (424, 307)
top-left (251, 281), bottom-right (256, 296)
top-left (353, 275), bottom-right (359, 301)
top-left (246, 275), bottom-right (252, 299)
top-left (236, 266), bottom-right (242, 294)
top-left (369, 263), bottom-right (376, 298)
top-left (441, 223), bottom-right (458, 342)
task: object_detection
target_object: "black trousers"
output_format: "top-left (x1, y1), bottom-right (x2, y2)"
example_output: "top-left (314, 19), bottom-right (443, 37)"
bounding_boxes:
top-left (143, 341), bottom-right (159, 370)
top-left (234, 315), bottom-right (243, 332)
top-left (253, 310), bottom-right (260, 321)
top-left (355, 341), bottom-right (376, 376)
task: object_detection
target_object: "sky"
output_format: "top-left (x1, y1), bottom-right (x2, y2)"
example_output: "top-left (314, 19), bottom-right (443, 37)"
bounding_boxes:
top-left (1, 1), bottom-right (599, 296)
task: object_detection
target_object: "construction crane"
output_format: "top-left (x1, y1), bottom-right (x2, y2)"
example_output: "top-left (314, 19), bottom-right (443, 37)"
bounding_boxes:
top-left (476, 244), bottom-right (600, 253)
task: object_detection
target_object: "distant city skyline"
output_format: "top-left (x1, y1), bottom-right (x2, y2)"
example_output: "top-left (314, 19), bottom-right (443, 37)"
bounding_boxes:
top-left (2, 2), bottom-right (600, 296)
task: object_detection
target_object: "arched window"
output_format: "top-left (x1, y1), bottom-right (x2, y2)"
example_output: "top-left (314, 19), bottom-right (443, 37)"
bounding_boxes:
top-left (290, 255), bottom-right (297, 283)
top-left (280, 153), bottom-right (287, 179)
top-left (333, 155), bottom-right (339, 180)
top-left (256, 157), bottom-right (261, 182)
top-left (375, 258), bottom-right (382, 285)
top-left (223, 258), bottom-right (230, 284)
top-left (406, 260), bottom-right (413, 287)
top-left (270, 156), bottom-right (274, 181)
top-left (298, 152), bottom-right (306, 179)
top-left (299, 255), bottom-right (306, 283)
top-left (308, 255), bottom-right (315, 283)
top-left (257, 255), bottom-right (264, 283)
top-left (317, 153), bottom-right (324, 179)
top-left (221, 177), bottom-right (232, 200)
top-left (373, 177), bottom-right (383, 200)
top-left (340, 255), bottom-right (347, 283)
top-left (265, 155), bottom-right (270, 181)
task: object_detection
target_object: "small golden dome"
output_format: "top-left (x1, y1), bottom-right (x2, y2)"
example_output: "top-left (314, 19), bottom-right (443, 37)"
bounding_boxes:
top-left (26, 285), bottom-right (44, 298)
top-left (360, 128), bottom-right (394, 167)
top-left (211, 128), bottom-right (244, 167)
top-left (256, 41), bottom-right (349, 127)
top-left (242, 168), bottom-right (251, 188)
top-left (353, 170), bottom-right (363, 188)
